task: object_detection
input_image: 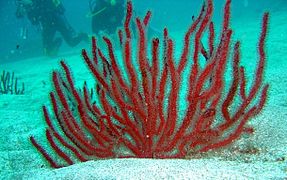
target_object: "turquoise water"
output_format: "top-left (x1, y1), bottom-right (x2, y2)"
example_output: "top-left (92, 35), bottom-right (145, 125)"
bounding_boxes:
top-left (0, 0), bottom-right (287, 179)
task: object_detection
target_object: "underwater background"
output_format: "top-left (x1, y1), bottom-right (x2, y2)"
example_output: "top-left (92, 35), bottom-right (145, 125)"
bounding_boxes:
top-left (0, 0), bottom-right (287, 179)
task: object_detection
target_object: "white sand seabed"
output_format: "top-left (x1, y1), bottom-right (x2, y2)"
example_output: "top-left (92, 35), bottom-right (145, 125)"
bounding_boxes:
top-left (17, 159), bottom-right (287, 179)
top-left (1, 9), bottom-right (287, 180)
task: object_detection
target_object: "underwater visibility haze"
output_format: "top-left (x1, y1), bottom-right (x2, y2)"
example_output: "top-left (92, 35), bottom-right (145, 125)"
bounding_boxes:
top-left (0, 0), bottom-right (287, 179)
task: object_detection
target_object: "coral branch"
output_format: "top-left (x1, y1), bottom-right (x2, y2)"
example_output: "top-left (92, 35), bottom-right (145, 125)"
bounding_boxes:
top-left (30, 0), bottom-right (269, 167)
top-left (0, 70), bottom-right (25, 95)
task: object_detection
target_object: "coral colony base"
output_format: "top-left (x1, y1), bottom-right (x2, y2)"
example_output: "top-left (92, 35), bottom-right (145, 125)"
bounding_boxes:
top-left (30, 0), bottom-right (269, 168)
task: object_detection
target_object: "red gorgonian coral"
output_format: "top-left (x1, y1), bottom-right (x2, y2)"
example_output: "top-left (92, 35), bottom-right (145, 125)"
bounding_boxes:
top-left (30, 0), bottom-right (269, 168)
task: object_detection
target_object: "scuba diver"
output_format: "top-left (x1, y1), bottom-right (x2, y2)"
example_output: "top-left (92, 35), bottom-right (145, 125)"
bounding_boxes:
top-left (88, 0), bottom-right (125, 35)
top-left (89, 0), bottom-right (160, 43)
top-left (15, 0), bottom-right (89, 57)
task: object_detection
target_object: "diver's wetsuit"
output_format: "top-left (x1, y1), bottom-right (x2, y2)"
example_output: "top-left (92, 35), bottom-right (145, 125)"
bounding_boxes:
top-left (91, 0), bottom-right (125, 34)
top-left (18, 0), bottom-right (88, 56)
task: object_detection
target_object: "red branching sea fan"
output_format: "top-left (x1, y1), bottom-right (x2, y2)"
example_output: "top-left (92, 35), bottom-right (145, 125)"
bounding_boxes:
top-left (30, 0), bottom-right (269, 168)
